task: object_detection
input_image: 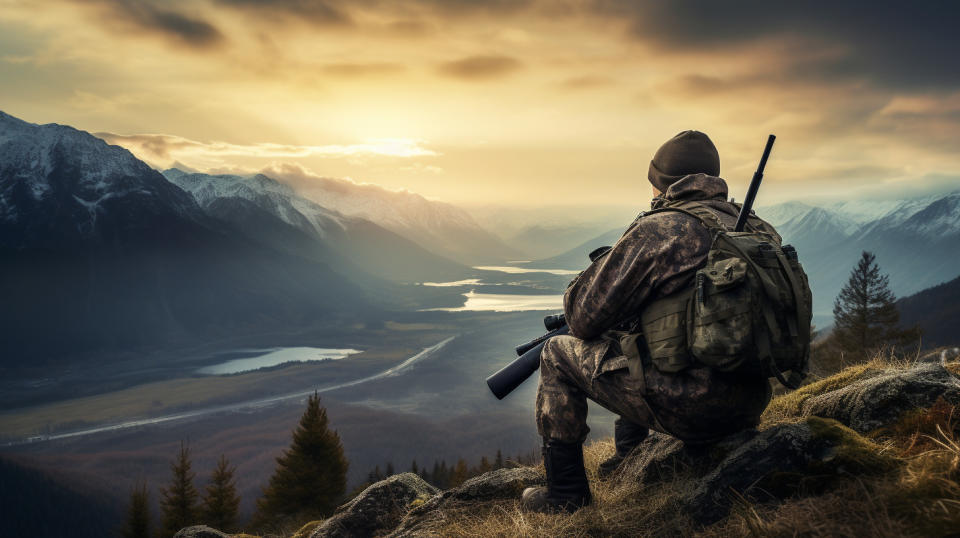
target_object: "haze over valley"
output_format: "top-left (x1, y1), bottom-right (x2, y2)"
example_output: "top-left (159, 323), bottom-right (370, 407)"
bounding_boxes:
top-left (1, 110), bottom-right (957, 534)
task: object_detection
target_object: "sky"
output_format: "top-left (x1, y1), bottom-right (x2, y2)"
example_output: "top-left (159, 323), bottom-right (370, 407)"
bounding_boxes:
top-left (1, 0), bottom-right (959, 206)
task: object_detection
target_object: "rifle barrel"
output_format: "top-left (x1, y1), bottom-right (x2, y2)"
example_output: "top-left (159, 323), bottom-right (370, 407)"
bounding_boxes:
top-left (489, 325), bottom-right (569, 399)
top-left (735, 134), bottom-right (776, 232)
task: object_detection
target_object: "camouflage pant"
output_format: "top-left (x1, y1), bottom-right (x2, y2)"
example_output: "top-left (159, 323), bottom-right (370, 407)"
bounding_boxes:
top-left (536, 335), bottom-right (772, 444)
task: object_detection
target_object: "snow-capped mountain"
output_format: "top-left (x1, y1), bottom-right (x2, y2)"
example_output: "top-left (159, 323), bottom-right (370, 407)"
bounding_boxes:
top-left (0, 112), bottom-right (379, 362)
top-left (164, 169), bottom-right (346, 238)
top-left (276, 174), bottom-right (519, 265)
top-left (758, 191), bottom-right (960, 322)
top-left (162, 169), bottom-right (470, 283)
top-left (0, 111), bottom-right (202, 247)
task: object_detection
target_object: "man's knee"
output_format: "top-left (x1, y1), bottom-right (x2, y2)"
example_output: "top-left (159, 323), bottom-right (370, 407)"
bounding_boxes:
top-left (539, 336), bottom-right (568, 375)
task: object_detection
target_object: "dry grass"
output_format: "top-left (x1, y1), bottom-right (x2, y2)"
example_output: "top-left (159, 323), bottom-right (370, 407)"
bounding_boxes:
top-left (427, 350), bottom-right (960, 538)
top-left (434, 439), bottom-right (700, 538)
top-left (228, 350), bottom-right (960, 537)
top-left (286, 520), bottom-right (323, 538)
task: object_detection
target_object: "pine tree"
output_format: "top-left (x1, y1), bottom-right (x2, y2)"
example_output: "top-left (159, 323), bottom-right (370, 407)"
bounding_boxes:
top-left (451, 459), bottom-right (469, 487)
top-left (122, 481), bottom-right (151, 538)
top-left (478, 456), bottom-right (492, 474)
top-left (430, 461), bottom-right (441, 486)
top-left (410, 460), bottom-right (418, 475)
top-left (385, 461), bottom-right (395, 476)
top-left (832, 251), bottom-right (911, 362)
top-left (252, 392), bottom-right (348, 529)
top-left (201, 455), bottom-right (240, 532)
top-left (160, 441), bottom-right (199, 538)
top-left (438, 461), bottom-right (448, 488)
top-left (494, 450), bottom-right (504, 470)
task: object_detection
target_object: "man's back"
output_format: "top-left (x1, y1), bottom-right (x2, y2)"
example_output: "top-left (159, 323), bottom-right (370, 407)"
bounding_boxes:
top-left (564, 173), bottom-right (781, 340)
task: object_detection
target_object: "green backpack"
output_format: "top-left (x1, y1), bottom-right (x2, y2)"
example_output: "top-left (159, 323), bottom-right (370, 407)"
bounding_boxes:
top-left (639, 201), bottom-right (813, 389)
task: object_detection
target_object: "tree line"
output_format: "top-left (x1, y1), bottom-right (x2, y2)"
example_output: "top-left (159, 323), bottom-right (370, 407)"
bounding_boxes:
top-left (122, 392), bottom-right (536, 537)
top-left (123, 392), bottom-right (347, 537)
top-left (357, 447), bottom-right (540, 494)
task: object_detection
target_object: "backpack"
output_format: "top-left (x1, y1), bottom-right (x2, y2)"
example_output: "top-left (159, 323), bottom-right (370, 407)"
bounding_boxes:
top-left (638, 201), bottom-right (812, 389)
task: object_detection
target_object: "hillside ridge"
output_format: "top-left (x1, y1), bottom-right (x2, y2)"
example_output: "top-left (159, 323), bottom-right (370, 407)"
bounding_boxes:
top-left (179, 347), bottom-right (960, 537)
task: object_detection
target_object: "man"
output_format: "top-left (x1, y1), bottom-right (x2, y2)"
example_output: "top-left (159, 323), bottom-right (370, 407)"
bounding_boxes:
top-left (521, 130), bottom-right (779, 513)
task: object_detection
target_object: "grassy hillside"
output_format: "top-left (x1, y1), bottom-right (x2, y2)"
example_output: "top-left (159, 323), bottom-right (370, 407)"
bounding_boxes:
top-left (426, 352), bottom-right (960, 537)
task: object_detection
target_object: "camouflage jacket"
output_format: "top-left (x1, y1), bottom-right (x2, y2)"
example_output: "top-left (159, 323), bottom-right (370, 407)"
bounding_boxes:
top-left (563, 173), bottom-right (781, 340)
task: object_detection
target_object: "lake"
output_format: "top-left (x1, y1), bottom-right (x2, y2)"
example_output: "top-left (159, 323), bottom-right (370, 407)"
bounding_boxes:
top-left (473, 265), bottom-right (579, 275)
top-left (426, 290), bottom-right (562, 312)
top-left (198, 347), bottom-right (363, 375)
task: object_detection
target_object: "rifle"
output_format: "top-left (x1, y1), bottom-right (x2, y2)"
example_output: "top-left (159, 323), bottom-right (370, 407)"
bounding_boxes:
top-left (485, 246), bottom-right (610, 400)
top-left (485, 135), bottom-right (776, 400)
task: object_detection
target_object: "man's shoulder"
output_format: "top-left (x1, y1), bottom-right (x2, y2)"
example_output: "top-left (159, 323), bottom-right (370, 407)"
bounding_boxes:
top-left (616, 207), bottom-right (712, 249)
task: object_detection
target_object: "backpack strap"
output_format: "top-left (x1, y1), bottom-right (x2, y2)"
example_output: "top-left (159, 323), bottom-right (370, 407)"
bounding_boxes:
top-left (643, 201), bottom-right (727, 232)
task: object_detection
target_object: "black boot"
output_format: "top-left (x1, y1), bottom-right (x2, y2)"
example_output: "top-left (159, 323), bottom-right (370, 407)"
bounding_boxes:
top-left (597, 418), bottom-right (648, 479)
top-left (521, 439), bottom-right (592, 513)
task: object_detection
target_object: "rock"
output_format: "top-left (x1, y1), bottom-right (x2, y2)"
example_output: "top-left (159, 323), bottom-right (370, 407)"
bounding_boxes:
top-left (310, 473), bottom-right (438, 538)
top-left (616, 429), bottom-right (759, 486)
top-left (173, 526), bottom-right (231, 538)
top-left (800, 351), bottom-right (960, 433)
top-left (389, 467), bottom-right (544, 537)
top-left (680, 418), bottom-right (897, 524)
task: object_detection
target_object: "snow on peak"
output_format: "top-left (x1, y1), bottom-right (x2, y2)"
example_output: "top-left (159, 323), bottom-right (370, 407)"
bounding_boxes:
top-left (162, 169), bottom-right (345, 237)
top-left (0, 111), bottom-right (198, 227)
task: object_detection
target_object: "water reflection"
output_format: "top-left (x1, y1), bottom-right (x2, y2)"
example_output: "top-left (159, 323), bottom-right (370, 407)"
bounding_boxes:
top-left (421, 279), bottom-right (483, 287)
top-left (473, 265), bottom-right (579, 275)
top-left (426, 290), bottom-right (562, 312)
top-left (198, 347), bottom-right (363, 375)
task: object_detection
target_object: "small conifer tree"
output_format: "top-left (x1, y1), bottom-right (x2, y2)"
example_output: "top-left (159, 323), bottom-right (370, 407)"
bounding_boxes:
top-left (160, 441), bottom-right (199, 537)
top-left (451, 459), bottom-right (469, 487)
top-left (252, 392), bottom-right (348, 529)
top-left (121, 480), bottom-right (151, 538)
top-left (201, 455), bottom-right (240, 532)
top-left (832, 251), bottom-right (911, 362)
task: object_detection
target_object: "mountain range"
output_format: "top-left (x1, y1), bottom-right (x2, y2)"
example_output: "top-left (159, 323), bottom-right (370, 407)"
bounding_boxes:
top-left (758, 194), bottom-right (960, 320)
top-left (2, 108), bottom-right (956, 359)
top-left (0, 112), bottom-right (463, 364)
top-left (264, 170), bottom-right (519, 266)
top-left (162, 169), bottom-right (469, 284)
top-left (536, 192), bottom-right (960, 324)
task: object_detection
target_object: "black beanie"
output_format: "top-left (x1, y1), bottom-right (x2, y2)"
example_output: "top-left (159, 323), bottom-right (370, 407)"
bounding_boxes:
top-left (647, 130), bottom-right (720, 192)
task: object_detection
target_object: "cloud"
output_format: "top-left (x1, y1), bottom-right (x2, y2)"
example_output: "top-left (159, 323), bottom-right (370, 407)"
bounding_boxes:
top-left (383, 19), bottom-right (433, 37)
top-left (558, 75), bottom-right (616, 90)
top-left (259, 162), bottom-right (415, 197)
top-left (416, 0), bottom-right (534, 16)
top-left (73, 0), bottom-right (223, 49)
top-left (437, 55), bottom-right (522, 80)
top-left (590, 0), bottom-right (960, 90)
top-left (323, 62), bottom-right (405, 77)
top-left (96, 132), bottom-right (439, 168)
top-left (214, 0), bottom-right (352, 26)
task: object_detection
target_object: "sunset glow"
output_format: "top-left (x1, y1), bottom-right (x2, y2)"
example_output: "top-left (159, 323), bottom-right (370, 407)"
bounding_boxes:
top-left (2, 0), bottom-right (957, 205)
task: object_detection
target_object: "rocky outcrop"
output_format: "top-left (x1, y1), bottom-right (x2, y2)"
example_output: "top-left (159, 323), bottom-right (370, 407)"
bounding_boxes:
top-left (173, 526), bottom-right (231, 538)
top-left (309, 473), bottom-right (438, 538)
top-left (799, 349), bottom-right (960, 432)
top-left (610, 351), bottom-right (958, 524)
top-left (389, 467), bottom-right (543, 537)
